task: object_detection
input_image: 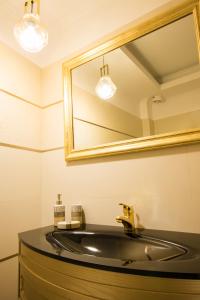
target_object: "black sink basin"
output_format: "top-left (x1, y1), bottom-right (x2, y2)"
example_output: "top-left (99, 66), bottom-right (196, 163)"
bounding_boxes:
top-left (46, 230), bottom-right (187, 262)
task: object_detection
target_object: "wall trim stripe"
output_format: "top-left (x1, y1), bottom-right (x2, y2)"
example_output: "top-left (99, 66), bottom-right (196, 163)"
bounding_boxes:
top-left (42, 146), bottom-right (64, 152)
top-left (74, 117), bottom-right (136, 138)
top-left (0, 88), bottom-right (41, 108)
top-left (0, 142), bottom-right (64, 153)
top-left (0, 253), bottom-right (18, 263)
top-left (0, 87), bottom-right (63, 109)
top-left (0, 142), bottom-right (41, 153)
top-left (43, 100), bottom-right (64, 109)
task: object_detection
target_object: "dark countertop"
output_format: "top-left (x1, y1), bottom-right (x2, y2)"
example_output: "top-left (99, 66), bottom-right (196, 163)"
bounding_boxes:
top-left (19, 224), bottom-right (200, 279)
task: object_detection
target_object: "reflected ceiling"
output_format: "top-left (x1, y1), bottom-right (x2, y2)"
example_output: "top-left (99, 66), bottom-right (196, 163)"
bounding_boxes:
top-left (72, 14), bottom-right (200, 118)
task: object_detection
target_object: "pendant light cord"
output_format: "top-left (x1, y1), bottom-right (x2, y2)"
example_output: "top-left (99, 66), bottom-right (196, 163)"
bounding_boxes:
top-left (31, 1), bottom-right (34, 13)
top-left (24, 1), bottom-right (28, 13)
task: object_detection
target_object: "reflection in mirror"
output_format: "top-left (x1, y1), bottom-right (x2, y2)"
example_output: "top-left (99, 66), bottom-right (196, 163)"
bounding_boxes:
top-left (71, 14), bottom-right (200, 151)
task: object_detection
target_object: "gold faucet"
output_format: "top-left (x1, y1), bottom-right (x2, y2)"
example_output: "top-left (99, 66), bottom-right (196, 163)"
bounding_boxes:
top-left (116, 203), bottom-right (135, 232)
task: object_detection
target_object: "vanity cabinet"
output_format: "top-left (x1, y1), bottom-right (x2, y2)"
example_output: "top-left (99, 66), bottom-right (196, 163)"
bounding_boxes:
top-left (19, 243), bottom-right (200, 300)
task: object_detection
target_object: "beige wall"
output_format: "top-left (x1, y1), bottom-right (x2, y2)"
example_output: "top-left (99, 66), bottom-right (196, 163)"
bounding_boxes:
top-left (73, 119), bottom-right (130, 149)
top-left (0, 43), bottom-right (42, 300)
top-left (152, 80), bottom-right (200, 134)
top-left (153, 79), bottom-right (200, 119)
top-left (1, 1), bottom-right (200, 299)
top-left (0, 258), bottom-right (18, 300)
top-left (40, 0), bottom-right (200, 234)
top-left (41, 60), bottom-right (200, 234)
top-left (73, 85), bottom-right (142, 149)
top-left (39, 2), bottom-right (200, 233)
top-left (154, 109), bottom-right (200, 134)
top-left (0, 42), bottom-right (41, 104)
top-left (41, 132), bottom-right (200, 234)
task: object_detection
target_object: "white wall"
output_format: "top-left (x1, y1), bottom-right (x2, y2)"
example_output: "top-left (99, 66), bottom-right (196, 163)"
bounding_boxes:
top-left (0, 42), bottom-right (41, 300)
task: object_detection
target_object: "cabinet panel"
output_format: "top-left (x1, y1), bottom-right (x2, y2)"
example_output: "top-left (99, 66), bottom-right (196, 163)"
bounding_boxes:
top-left (20, 261), bottom-right (97, 300)
top-left (20, 244), bottom-right (200, 300)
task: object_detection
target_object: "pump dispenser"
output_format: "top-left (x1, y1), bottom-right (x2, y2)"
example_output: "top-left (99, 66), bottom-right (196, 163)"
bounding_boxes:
top-left (57, 194), bottom-right (62, 205)
top-left (54, 194), bottom-right (65, 226)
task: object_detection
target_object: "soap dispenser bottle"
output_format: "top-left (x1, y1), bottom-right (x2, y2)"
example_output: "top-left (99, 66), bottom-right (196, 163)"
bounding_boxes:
top-left (54, 194), bottom-right (65, 226)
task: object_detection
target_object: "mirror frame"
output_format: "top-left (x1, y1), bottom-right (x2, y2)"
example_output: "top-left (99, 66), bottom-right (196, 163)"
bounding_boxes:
top-left (63, 0), bottom-right (200, 161)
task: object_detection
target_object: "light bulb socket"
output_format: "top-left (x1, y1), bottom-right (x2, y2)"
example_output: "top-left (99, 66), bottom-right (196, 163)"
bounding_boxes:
top-left (100, 64), bottom-right (109, 77)
top-left (24, 0), bottom-right (40, 16)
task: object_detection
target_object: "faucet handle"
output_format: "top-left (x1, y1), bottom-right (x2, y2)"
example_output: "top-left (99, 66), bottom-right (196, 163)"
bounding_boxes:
top-left (119, 203), bottom-right (133, 217)
top-left (119, 203), bottom-right (131, 208)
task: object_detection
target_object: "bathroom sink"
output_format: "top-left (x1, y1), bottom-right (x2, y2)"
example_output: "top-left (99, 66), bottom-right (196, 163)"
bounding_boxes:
top-left (46, 230), bottom-right (187, 262)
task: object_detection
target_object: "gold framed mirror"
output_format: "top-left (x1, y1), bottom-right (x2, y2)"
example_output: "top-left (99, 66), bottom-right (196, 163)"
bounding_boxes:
top-left (63, 0), bottom-right (200, 161)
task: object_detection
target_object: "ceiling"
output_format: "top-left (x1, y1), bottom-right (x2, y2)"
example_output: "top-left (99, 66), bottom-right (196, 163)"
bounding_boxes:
top-left (129, 14), bottom-right (199, 82)
top-left (0, 0), bottom-right (171, 68)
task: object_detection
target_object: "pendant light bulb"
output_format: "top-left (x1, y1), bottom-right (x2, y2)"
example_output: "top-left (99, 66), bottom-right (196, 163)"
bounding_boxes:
top-left (95, 60), bottom-right (117, 100)
top-left (14, 0), bottom-right (48, 53)
top-left (95, 76), bottom-right (117, 100)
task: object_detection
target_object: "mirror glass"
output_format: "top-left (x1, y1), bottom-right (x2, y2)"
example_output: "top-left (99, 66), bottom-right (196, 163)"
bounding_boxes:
top-left (71, 14), bottom-right (200, 150)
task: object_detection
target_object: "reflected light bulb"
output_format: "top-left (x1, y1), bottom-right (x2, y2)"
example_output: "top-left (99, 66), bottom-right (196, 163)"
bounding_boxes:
top-left (14, 13), bottom-right (48, 53)
top-left (95, 75), bottom-right (117, 100)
